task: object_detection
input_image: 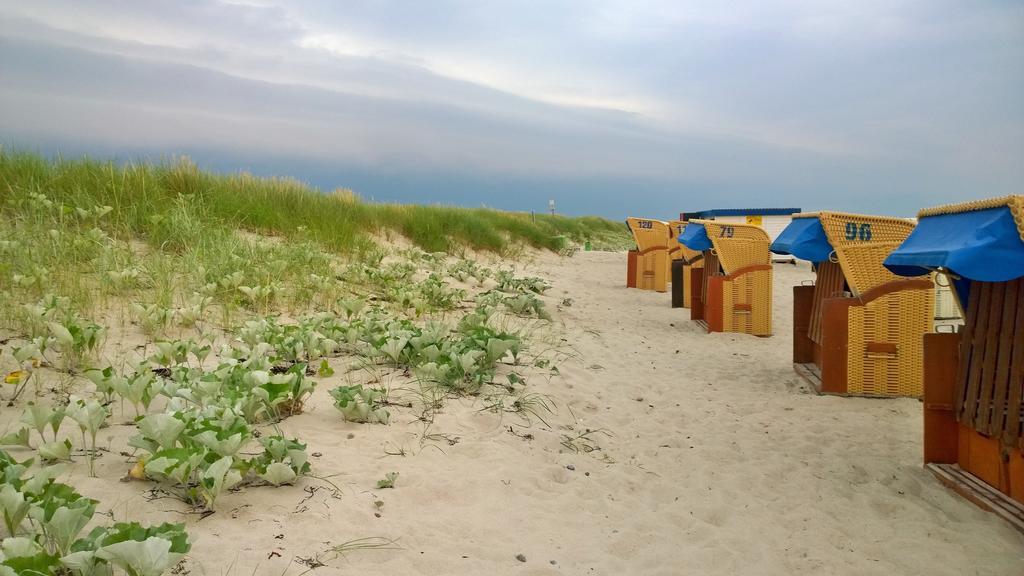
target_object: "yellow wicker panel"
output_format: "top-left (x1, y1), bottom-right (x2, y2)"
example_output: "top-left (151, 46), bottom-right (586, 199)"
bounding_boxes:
top-left (846, 287), bottom-right (935, 397)
top-left (751, 268), bottom-right (773, 336)
top-left (626, 217), bottom-right (671, 251)
top-left (721, 268), bottom-right (773, 336)
top-left (816, 212), bottom-right (916, 296)
top-left (916, 195), bottom-right (1024, 243)
top-left (694, 219), bottom-right (771, 275)
top-left (627, 217), bottom-right (670, 292)
top-left (722, 275), bottom-right (736, 331)
top-left (637, 250), bottom-right (668, 292)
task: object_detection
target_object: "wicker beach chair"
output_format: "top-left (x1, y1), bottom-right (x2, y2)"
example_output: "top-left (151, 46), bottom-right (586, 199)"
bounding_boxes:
top-left (668, 221), bottom-right (704, 308)
top-left (884, 195), bottom-right (1024, 529)
top-left (679, 219), bottom-right (772, 336)
top-left (625, 217), bottom-right (670, 292)
top-left (771, 212), bottom-right (934, 397)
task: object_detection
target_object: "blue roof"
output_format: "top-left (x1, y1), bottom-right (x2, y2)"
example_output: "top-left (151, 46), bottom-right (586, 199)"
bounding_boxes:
top-left (885, 205), bottom-right (1024, 282)
top-left (684, 208), bottom-right (801, 219)
top-left (678, 221), bottom-right (713, 251)
top-left (770, 217), bottom-right (833, 262)
top-left (884, 205), bottom-right (1024, 302)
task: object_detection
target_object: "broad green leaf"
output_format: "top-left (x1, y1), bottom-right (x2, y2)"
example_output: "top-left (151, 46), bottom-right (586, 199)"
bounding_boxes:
top-left (47, 322), bottom-right (74, 348)
top-left (96, 536), bottom-right (184, 576)
top-left (137, 414), bottom-right (185, 451)
top-left (1, 536), bottom-right (42, 559)
top-left (0, 550), bottom-right (59, 576)
top-left (46, 504), bottom-right (95, 555)
top-left (192, 431), bottom-right (244, 458)
top-left (20, 403), bottom-right (57, 439)
top-left (485, 338), bottom-right (513, 363)
top-left (258, 462), bottom-right (296, 486)
top-left (59, 549), bottom-right (112, 576)
top-left (0, 428), bottom-right (30, 449)
top-left (0, 484), bottom-right (31, 536)
top-left (94, 522), bottom-right (190, 555)
top-left (65, 398), bottom-right (108, 437)
top-left (38, 439), bottom-right (71, 462)
top-left (200, 456), bottom-right (241, 509)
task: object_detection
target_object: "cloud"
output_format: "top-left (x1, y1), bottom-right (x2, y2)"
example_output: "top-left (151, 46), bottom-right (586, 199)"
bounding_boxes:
top-left (0, 0), bottom-right (1021, 217)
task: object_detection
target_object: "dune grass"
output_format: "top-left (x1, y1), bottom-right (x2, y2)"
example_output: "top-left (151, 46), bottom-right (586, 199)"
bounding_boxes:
top-left (0, 150), bottom-right (630, 254)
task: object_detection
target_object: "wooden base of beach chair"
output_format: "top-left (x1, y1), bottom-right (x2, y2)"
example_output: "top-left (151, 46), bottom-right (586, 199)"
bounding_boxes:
top-left (794, 280), bottom-right (932, 398)
top-left (923, 330), bottom-right (1024, 531)
top-left (670, 259), bottom-right (685, 308)
top-left (690, 267), bottom-right (705, 322)
top-left (926, 463), bottom-right (1024, 534)
top-left (794, 362), bottom-right (823, 393)
top-left (794, 361), bottom-right (904, 398)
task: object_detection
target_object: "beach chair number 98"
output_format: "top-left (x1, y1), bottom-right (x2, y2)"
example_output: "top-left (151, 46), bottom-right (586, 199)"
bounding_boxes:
top-left (845, 222), bottom-right (872, 241)
top-left (638, 220), bottom-right (653, 229)
top-left (720, 226), bottom-right (734, 238)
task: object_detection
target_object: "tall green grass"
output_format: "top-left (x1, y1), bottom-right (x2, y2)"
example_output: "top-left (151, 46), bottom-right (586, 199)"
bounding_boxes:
top-left (0, 150), bottom-right (630, 254)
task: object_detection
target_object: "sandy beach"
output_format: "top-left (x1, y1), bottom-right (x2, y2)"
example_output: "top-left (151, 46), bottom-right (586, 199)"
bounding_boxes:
top-left (4, 249), bottom-right (1022, 576)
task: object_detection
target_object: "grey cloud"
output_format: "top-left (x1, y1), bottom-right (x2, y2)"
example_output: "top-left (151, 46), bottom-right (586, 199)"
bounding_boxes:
top-left (0, 0), bottom-right (1021, 218)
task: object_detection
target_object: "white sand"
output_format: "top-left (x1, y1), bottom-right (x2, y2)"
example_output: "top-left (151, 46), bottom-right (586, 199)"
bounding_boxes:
top-left (4, 250), bottom-right (1024, 575)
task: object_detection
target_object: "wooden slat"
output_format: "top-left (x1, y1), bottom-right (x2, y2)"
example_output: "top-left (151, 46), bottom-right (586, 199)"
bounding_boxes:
top-left (991, 279), bottom-right (1021, 439)
top-left (701, 251), bottom-right (720, 314)
top-left (927, 463), bottom-right (1024, 534)
top-left (961, 283), bottom-right (991, 425)
top-left (866, 342), bottom-right (898, 354)
top-left (794, 363), bottom-right (823, 394)
top-left (975, 282), bottom-right (1006, 434)
top-left (809, 262), bottom-right (844, 344)
top-left (1006, 281), bottom-right (1024, 448)
top-left (955, 282), bottom-right (982, 417)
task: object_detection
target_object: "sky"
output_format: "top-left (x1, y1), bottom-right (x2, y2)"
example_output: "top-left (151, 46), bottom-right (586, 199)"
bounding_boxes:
top-left (0, 1), bottom-right (1021, 219)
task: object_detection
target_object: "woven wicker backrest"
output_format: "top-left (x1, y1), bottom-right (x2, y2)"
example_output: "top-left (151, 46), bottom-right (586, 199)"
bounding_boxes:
top-left (626, 217), bottom-right (670, 252)
top-left (815, 212), bottom-right (916, 297)
top-left (695, 219), bottom-right (770, 275)
top-left (669, 220), bottom-right (702, 261)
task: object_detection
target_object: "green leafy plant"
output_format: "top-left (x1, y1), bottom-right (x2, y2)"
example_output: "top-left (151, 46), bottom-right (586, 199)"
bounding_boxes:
top-left (375, 472), bottom-right (399, 489)
top-left (248, 436), bottom-right (310, 486)
top-left (0, 447), bottom-right (191, 576)
top-left (329, 386), bottom-right (390, 424)
top-left (128, 407), bottom-right (308, 509)
top-left (64, 397), bottom-right (109, 476)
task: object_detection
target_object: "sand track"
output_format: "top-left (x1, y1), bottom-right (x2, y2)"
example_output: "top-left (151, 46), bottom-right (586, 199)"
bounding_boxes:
top-left (3, 251), bottom-right (1023, 575)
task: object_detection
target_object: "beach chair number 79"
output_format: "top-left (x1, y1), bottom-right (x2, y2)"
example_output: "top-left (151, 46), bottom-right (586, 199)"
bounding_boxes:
top-left (844, 222), bottom-right (872, 241)
top-left (719, 226), bottom-right (734, 238)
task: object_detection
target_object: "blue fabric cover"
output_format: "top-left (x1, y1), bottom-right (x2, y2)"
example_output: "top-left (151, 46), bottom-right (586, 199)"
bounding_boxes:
top-left (678, 222), bottom-right (713, 251)
top-left (884, 206), bottom-right (1024, 282)
top-left (770, 218), bottom-right (832, 262)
